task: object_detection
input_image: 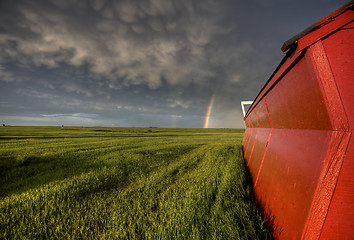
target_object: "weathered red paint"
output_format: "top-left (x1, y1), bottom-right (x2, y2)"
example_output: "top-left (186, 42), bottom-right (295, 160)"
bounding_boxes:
top-left (243, 2), bottom-right (354, 239)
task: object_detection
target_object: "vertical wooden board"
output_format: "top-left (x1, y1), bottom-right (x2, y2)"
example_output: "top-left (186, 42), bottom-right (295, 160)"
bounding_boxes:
top-left (302, 39), bottom-right (352, 240)
top-left (245, 127), bottom-right (257, 165)
top-left (301, 130), bottom-right (348, 240)
top-left (256, 99), bottom-right (272, 128)
top-left (319, 138), bottom-right (354, 240)
top-left (242, 118), bottom-right (251, 152)
top-left (250, 108), bottom-right (259, 128)
top-left (243, 116), bottom-right (252, 157)
top-left (265, 58), bottom-right (332, 130)
top-left (242, 128), bottom-right (249, 147)
top-left (254, 129), bottom-right (332, 240)
top-left (248, 128), bottom-right (270, 184)
top-left (243, 130), bottom-right (253, 161)
top-left (244, 112), bottom-right (258, 163)
top-left (247, 100), bottom-right (272, 183)
top-left (322, 22), bottom-right (354, 127)
top-left (306, 40), bottom-right (350, 132)
top-left (312, 24), bottom-right (354, 239)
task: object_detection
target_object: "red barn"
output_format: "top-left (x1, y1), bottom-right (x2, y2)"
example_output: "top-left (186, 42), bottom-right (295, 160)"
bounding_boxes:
top-left (242, 2), bottom-right (354, 239)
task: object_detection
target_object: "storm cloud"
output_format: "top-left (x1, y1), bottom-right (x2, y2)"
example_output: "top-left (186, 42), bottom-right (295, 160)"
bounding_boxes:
top-left (0, 0), bottom-right (348, 127)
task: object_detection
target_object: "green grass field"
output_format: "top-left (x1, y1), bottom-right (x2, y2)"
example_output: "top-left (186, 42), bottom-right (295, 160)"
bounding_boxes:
top-left (0, 127), bottom-right (272, 239)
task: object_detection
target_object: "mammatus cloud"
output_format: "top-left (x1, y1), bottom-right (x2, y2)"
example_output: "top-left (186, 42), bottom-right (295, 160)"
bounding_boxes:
top-left (1, 0), bottom-right (238, 89)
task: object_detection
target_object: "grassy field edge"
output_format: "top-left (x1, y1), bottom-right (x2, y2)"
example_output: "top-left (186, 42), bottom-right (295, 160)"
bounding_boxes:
top-left (0, 127), bottom-right (271, 239)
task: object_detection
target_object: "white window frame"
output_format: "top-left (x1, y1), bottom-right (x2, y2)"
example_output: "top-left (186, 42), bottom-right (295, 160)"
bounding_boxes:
top-left (241, 101), bottom-right (254, 117)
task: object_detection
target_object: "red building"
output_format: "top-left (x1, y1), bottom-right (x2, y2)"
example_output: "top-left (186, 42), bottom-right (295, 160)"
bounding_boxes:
top-left (242, 2), bottom-right (354, 239)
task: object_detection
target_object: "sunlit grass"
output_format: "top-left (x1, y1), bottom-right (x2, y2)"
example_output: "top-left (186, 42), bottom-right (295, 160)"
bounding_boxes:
top-left (0, 127), bottom-right (272, 239)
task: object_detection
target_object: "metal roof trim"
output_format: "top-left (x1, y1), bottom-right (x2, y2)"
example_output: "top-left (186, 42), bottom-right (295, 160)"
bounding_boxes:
top-left (281, 1), bottom-right (354, 52)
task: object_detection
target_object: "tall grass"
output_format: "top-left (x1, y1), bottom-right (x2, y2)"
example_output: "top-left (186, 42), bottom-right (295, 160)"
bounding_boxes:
top-left (0, 127), bottom-right (272, 239)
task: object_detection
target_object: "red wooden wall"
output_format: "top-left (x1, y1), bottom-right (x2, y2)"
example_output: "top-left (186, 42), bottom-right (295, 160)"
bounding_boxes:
top-left (243, 4), bottom-right (353, 239)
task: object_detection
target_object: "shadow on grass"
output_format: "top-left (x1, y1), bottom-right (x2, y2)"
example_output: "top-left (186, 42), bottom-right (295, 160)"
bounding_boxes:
top-left (258, 203), bottom-right (283, 239)
top-left (241, 158), bottom-right (279, 239)
top-left (0, 153), bottom-right (97, 198)
top-left (0, 144), bottom-right (199, 199)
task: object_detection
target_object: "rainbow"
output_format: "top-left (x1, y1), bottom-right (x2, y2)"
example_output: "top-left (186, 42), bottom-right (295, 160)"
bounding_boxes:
top-left (204, 93), bottom-right (216, 128)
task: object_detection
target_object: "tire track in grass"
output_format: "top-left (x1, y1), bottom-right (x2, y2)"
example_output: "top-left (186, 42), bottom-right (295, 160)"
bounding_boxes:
top-left (0, 138), bottom-right (200, 197)
top-left (0, 143), bottom-right (203, 239)
top-left (93, 144), bottom-right (271, 239)
top-left (96, 144), bottom-right (209, 239)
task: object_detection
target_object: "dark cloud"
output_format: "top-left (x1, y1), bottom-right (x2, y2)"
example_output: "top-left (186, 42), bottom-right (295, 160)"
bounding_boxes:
top-left (0, 0), bottom-right (349, 127)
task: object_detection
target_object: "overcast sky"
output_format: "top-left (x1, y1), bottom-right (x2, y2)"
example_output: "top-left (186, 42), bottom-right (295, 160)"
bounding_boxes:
top-left (0, 0), bottom-right (349, 128)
